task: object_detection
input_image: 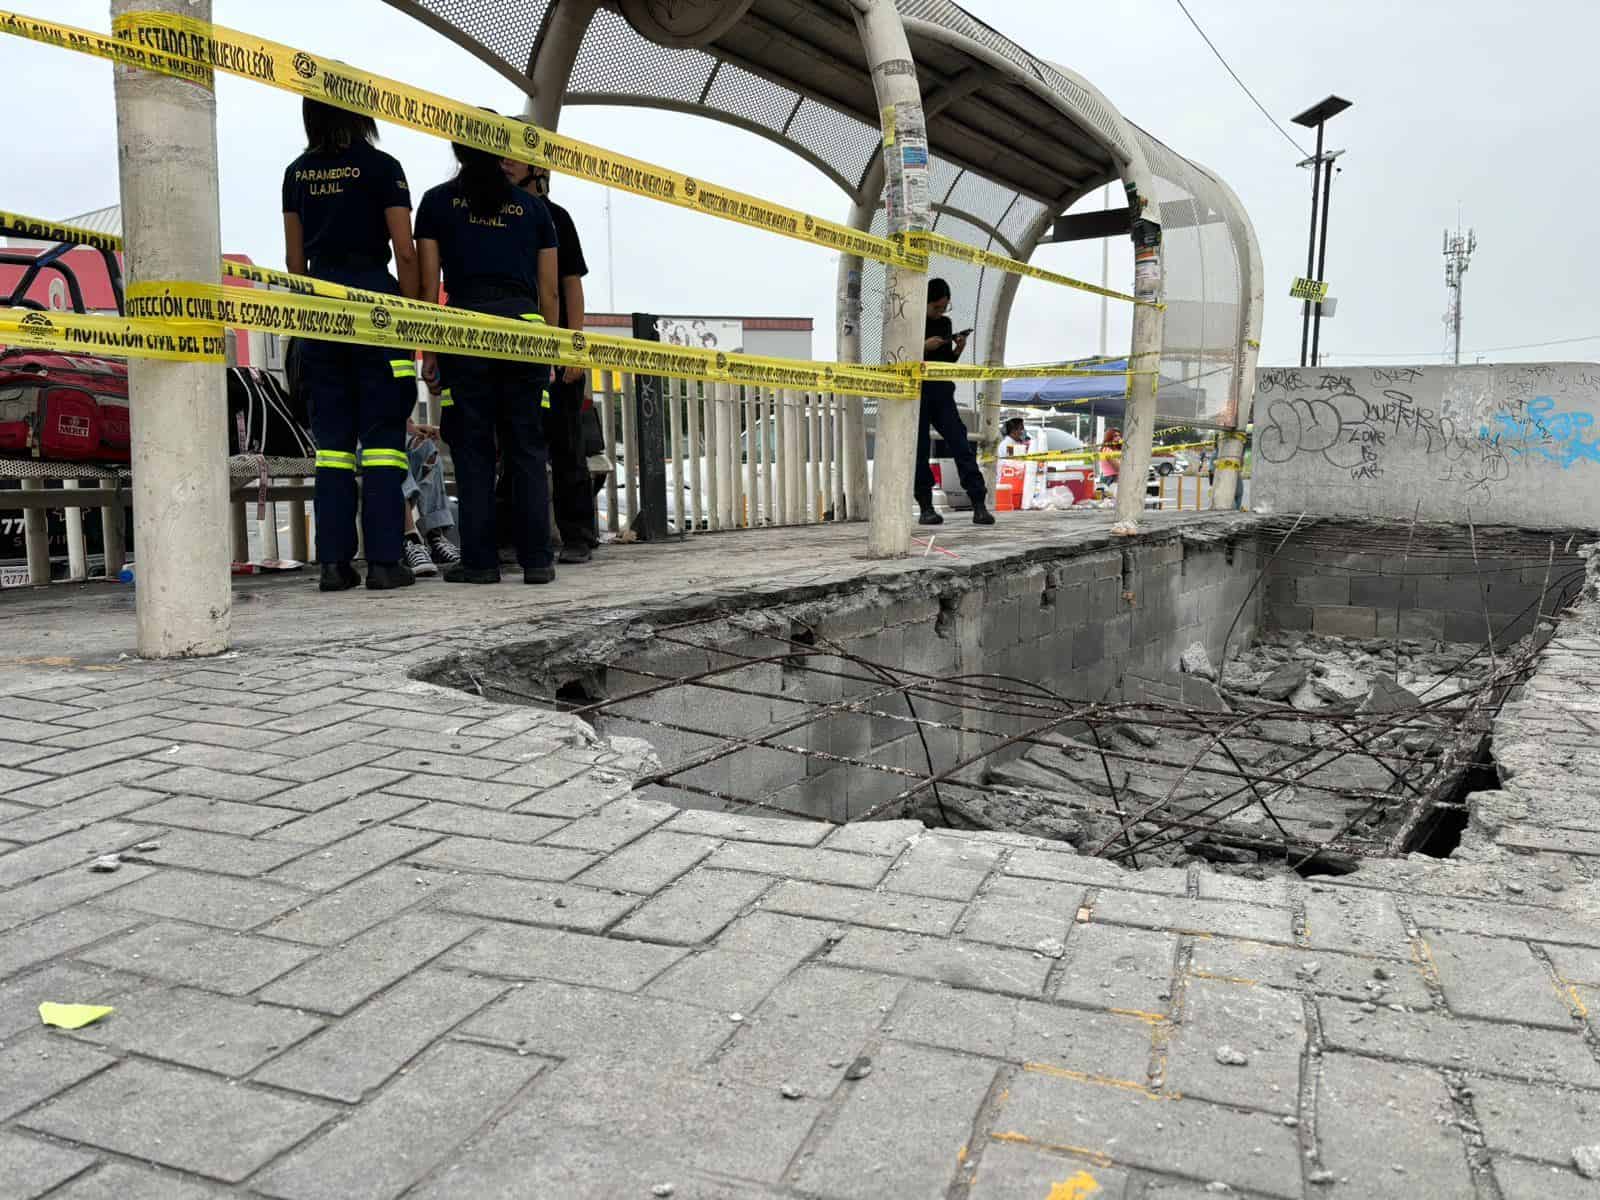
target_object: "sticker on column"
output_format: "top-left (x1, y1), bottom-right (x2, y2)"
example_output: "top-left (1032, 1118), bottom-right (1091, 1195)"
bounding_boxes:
top-left (892, 102), bottom-right (932, 229)
top-left (1134, 247), bottom-right (1161, 304)
top-left (880, 106), bottom-right (896, 146)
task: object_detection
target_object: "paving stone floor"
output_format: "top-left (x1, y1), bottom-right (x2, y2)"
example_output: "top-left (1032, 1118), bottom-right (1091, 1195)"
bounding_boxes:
top-left (1, 514), bottom-right (1598, 1198)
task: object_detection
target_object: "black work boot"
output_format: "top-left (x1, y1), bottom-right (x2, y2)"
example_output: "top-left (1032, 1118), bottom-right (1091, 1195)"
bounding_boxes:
top-left (558, 542), bottom-right (592, 565)
top-left (971, 498), bottom-right (996, 526)
top-left (523, 566), bottom-right (556, 585)
top-left (319, 562), bottom-right (361, 592)
top-left (365, 562), bottom-right (416, 590)
top-left (444, 565), bottom-right (501, 584)
top-left (916, 494), bottom-right (944, 525)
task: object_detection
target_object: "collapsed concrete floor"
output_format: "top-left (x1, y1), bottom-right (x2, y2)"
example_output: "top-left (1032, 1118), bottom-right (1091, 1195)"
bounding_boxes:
top-left (426, 517), bottom-right (1594, 885)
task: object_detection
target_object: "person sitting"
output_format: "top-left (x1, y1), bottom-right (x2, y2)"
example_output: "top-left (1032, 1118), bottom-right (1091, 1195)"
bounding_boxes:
top-left (398, 418), bottom-right (461, 577)
top-left (998, 415), bottom-right (1032, 458)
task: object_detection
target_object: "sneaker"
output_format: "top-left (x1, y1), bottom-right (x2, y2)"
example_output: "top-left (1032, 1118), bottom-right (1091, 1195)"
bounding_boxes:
top-left (428, 533), bottom-right (461, 566)
top-left (366, 562), bottom-right (417, 590)
top-left (403, 538), bottom-right (437, 577)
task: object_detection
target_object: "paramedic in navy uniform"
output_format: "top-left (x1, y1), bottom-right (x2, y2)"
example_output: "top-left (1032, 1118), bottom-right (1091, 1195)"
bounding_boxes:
top-left (415, 134), bottom-right (561, 584)
top-left (282, 99), bottom-right (420, 592)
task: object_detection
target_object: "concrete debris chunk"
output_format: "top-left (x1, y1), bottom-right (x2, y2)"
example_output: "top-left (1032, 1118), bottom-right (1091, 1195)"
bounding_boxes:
top-left (1214, 1045), bottom-right (1249, 1067)
top-left (780, 1084), bottom-right (804, 1100)
top-left (1033, 938), bottom-right (1065, 959)
top-left (89, 854), bottom-right (122, 873)
top-left (1256, 662), bottom-right (1308, 700)
top-left (843, 1055), bottom-right (873, 1080)
top-left (1573, 1145), bottom-right (1600, 1179)
top-left (651, 1185), bottom-right (675, 1198)
top-left (1180, 641), bottom-right (1216, 680)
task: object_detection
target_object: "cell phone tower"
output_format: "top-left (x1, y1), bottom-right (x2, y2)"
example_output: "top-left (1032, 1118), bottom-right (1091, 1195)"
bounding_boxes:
top-left (1443, 223), bottom-right (1477, 365)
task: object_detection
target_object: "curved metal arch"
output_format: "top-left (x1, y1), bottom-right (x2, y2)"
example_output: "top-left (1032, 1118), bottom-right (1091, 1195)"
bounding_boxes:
top-left (377, 0), bottom-right (543, 99)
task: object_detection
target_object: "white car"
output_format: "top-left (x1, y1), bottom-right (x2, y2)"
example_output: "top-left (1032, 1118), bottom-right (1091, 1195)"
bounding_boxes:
top-left (936, 422), bottom-right (1091, 510)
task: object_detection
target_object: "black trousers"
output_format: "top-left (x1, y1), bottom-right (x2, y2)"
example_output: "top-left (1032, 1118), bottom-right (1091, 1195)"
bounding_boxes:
top-left (544, 373), bottom-right (599, 547)
top-left (445, 355), bottom-right (552, 571)
top-left (914, 381), bottom-right (987, 506)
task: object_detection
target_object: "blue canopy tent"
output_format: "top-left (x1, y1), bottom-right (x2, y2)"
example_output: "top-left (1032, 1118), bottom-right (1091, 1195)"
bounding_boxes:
top-left (1000, 359), bottom-right (1207, 423)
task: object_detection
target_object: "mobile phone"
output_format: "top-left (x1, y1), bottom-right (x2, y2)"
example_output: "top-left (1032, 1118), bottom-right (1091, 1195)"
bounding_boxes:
top-left (954, 328), bottom-right (974, 338)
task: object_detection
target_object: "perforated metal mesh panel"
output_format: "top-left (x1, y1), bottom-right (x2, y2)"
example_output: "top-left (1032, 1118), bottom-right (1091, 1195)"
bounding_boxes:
top-left (569, 6), bottom-right (716, 103)
top-left (1133, 127), bottom-right (1248, 429)
top-left (407, 0), bottom-right (548, 78)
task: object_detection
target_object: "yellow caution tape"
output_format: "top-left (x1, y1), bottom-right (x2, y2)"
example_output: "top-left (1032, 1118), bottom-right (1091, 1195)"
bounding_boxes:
top-left (2, 10), bottom-right (1153, 297)
top-left (912, 232), bottom-right (1158, 308)
top-left (0, 208), bottom-right (123, 253)
top-left (0, 305), bottom-right (225, 361)
top-left (1213, 458), bottom-right (1243, 469)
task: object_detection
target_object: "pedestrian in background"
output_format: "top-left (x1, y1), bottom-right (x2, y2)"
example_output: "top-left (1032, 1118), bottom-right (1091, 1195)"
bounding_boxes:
top-left (282, 99), bottom-right (419, 592)
top-left (916, 278), bottom-right (993, 527)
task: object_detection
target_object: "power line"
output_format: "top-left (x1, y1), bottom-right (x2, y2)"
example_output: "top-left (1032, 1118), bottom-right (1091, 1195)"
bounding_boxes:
top-left (1172, 0), bottom-right (1307, 156)
top-left (1323, 333), bottom-right (1600, 360)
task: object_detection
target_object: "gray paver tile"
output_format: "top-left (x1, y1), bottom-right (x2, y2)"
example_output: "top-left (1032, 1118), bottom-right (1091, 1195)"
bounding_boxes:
top-left (645, 948), bottom-right (802, 1014)
top-left (446, 924), bottom-right (685, 990)
top-left (40, 1161), bottom-right (223, 1199)
top-left (795, 1041), bottom-right (997, 1200)
top-left (821, 818), bottom-right (923, 856)
top-left (380, 773), bottom-right (540, 810)
top-left (268, 824), bottom-right (439, 891)
top-left (0, 717), bottom-right (69, 743)
top-left (410, 834), bottom-right (598, 881)
top-left (572, 831), bottom-right (717, 894)
top-left (825, 926), bottom-right (1051, 996)
top-left (960, 876), bottom-right (1084, 950)
top-left (611, 867), bottom-right (772, 944)
top-left (1493, 1160), bottom-right (1600, 1200)
top-left (72, 984), bottom-right (324, 1075)
top-left (1093, 890), bottom-right (1293, 945)
top-left (1425, 930), bottom-right (1575, 1029)
top-left (0, 1129), bottom-right (97, 1198)
top-left (255, 969), bottom-right (505, 1102)
top-left (1302, 887), bottom-right (1413, 958)
top-left (257, 912), bottom-right (476, 1015)
top-left (715, 909), bottom-right (835, 958)
top-left (509, 774), bottom-right (623, 818)
top-left (968, 1142), bottom-right (1130, 1200)
top-left (896, 980), bottom-right (1156, 1084)
top-left (718, 964), bottom-right (902, 1094)
top-left (162, 720), bottom-right (291, 750)
top-left (137, 765), bottom-right (291, 804)
top-left (1317, 1054), bottom-right (1471, 1195)
top-left (1194, 870), bottom-right (1298, 906)
top-left (258, 792), bottom-right (425, 845)
top-left (1471, 1074), bottom-right (1600, 1166)
top-left (1, 696), bottom-right (85, 722)
top-left (77, 921), bottom-right (316, 994)
top-left (1319, 998), bottom-right (1600, 1087)
top-left (1005, 846), bottom-right (1188, 894)
top-left (542, 796), bottom-right (676, 852)
top-left (372, 748), bottom-right (509, 781)
top-left (390, 800), bottom-right (561, 843)
top-left (0, 963), bottom-right (144, 1038)
top-left (467, 978), bottom-right (732, 1063)
top-left (882, 834), bottom-right (1005, 901)
top-left (255, 1040), bottom-right (544, 1200)
top-left (1, 761), bottom-right (170, 808)
top-left (266, 767), bottom-right (414, 813)
top-left (664, 807), bottom-right (831, 844)
top-left (259, 742), bottom-right (392, 783)
top-left (0, 787), bottom-right (164, 843)
top-left (764, 878), bottom-right (966, 936)
top-left (1054, 922), bottom-right (1178, 1017)
top-left (39, 716), bottom-right (176, 750)
top-left (0, 821), bottom-right (161, 887)
top-left (438, 875), bottom-right (636, 931)
top-left (263, 866), bottom-right (448, 945)
top-left (0, 864), bottom-right (157, 934)
top-left (1545, 944), bottom-right (1600, 986)
top-left (0, 741), bottom-right (55, 768)
top-left (1410, 894), bottom-right (1600, 949)
top-left (0, 906), bottom-right (142, 978)
top-left (100, 870), bottom-right (305, 931)
top-left (143, 742), bottom-right (287, 774)
top-left (1163, 978), bottom-right (1304, 1113)
top-left (996, 1068), bottom-right (1302, 1197)
top-left (134, 828), bottom-right (308, 877)
top-left (1189, 936), bottom-right (1433, 1008)
top-left (25, 737), bottom-right (175, 776)
top-left (0, 1035), bottom-right (117, 1122)
top-left (133, 794), bottom-right (293, 836)
top-left (711, 840), bottom-right (890, 887)
top-left (21, 1061), bottom-right (332, 1183)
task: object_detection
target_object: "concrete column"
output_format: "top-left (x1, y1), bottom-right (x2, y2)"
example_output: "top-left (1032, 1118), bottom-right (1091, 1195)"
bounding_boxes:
top-left (64, 481), bottom-right (88, 581)
top-left (112, 0), bottom-right (230, 655)
top-left (833, 249), bottom-right (870, 521)
top-left (526, 0), bottom-right (601, 128)
top-left (21, 480), bottom-right (49, 585)
top-left (1115, 233), bottom-right (1165, 525)
top-left (1211, 432), bottom-right (1245, 511)
top-left (852, 0), bottom-right (929, 559)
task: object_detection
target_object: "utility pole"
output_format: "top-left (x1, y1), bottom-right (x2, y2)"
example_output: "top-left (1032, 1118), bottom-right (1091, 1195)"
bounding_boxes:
top-left (1443, 223), bottom-right (1477, 365)
top-left (112, 0), bottom-right (231, 656)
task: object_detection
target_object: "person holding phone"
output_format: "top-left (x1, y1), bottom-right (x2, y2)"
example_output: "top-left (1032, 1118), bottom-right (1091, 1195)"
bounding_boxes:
top-left (915, 278), bottom-right (993, 525)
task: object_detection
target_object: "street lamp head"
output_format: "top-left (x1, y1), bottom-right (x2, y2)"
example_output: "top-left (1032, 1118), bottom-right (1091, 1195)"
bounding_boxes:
top-left (1292, 95), bottom-right (1352, 128)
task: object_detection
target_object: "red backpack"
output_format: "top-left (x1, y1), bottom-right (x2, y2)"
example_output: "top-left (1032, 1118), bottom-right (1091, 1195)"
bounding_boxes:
top-left (0, 349), bottom-right (131, 462)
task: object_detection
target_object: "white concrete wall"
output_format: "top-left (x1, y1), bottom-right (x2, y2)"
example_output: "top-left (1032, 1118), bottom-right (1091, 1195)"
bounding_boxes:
top-left (1252, 363), bottom-right (1600, 529)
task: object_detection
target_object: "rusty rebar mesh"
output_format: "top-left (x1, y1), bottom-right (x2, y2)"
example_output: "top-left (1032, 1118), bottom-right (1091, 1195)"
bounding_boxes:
top-left (501, 523), bottom-right (1589, 875)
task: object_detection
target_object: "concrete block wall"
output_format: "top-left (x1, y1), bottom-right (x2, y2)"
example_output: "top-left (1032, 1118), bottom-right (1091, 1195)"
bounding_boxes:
top-left (1261, 529), bottom-right (1589, 647)
top-left (593, 530), bottom-right (1262, 823)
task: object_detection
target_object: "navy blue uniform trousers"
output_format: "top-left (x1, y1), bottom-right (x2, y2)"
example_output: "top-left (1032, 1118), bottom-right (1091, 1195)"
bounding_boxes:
top-left (914, 381), bottom-right (987, 506)
top-left (302, 266), bottom-right (413, 566)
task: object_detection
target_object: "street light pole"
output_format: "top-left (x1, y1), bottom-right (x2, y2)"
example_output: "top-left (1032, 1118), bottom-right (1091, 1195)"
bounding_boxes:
top-left (1310, 155), bottom-right (1337, 367)
top-left (1291, 96), bottom-right (1351, 370)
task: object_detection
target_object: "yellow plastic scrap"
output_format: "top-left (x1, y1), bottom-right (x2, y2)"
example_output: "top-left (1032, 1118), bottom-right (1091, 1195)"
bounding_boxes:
top-left (39, 1002), bottom-right (114, 1030)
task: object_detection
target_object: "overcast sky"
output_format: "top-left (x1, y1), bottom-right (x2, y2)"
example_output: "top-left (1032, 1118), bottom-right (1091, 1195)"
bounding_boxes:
top-left (5, 0), bottom-right (1595, 370)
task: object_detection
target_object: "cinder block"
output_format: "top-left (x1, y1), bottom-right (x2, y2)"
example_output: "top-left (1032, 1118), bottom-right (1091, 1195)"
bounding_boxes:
top-left (1349, 575), bottom-right (1410, 608)
top-left (1416, 577), bottom-right (1481, 614)
top-left (1072, 624), bottom-right (1105, 668)
top-left (1312, 605), bottom-right (1379, 638)
top-left (1398, 608), bottom-right (1446, 641)
top-left (1296, 574), bottom-right (1351, 606)
top-left (1268, 604), bottom-right (1314, 632)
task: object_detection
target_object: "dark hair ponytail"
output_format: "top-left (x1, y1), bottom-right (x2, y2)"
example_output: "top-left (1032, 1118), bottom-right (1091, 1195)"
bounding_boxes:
top-left (303, 99), bottom-right (377, 154)
top-left (451, 143), bottom-right (510, 221)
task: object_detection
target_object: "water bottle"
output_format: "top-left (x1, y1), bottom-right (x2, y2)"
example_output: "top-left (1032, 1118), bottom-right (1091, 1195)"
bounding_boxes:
top-left (117, 568), bottom-right (134, 584)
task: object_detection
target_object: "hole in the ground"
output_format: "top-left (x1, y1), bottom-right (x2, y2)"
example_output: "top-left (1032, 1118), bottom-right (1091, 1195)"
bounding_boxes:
top-left (419, 519), bottom-right (1586, 880)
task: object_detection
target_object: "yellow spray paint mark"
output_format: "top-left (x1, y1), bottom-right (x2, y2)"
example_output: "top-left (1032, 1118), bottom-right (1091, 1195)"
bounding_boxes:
top-left (1108, 1007), bottom-right (1173, 1024)
top-left (1186, 970), bottom-right (1259, 988)
top-left (990, 1132), bottom-right (1114, 1169)
top-left (1565, 985), bottom-right (1588, 1020)
top-left (1411, 937), bottom-right (1441, 986)
top-left (1046, 1172), bottom-right (1103, 1200)
top-left (1022, 1061), bottom-right (1175, 1099)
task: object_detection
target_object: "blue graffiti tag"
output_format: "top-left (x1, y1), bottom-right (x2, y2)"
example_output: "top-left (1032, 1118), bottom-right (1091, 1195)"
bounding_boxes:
top-left (1481, 397), bottom-right (1600, 468)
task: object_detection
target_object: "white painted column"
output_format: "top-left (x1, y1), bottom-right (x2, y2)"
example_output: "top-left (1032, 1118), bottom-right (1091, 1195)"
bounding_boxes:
top-left (1115, 235), bottom-right (1165, 525)
top-left (852, 0), bottom-right (930, 558)
top-left (112, 0), bottom-right (230, 655)
top-left (64, 481), bottom-right (88, 581)
top-left (21, 480), bottom-right (50, 586)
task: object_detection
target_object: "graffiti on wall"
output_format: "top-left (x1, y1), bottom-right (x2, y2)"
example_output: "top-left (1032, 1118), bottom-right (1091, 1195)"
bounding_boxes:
top-left (1254, 366), bottom-right (1600, 501)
